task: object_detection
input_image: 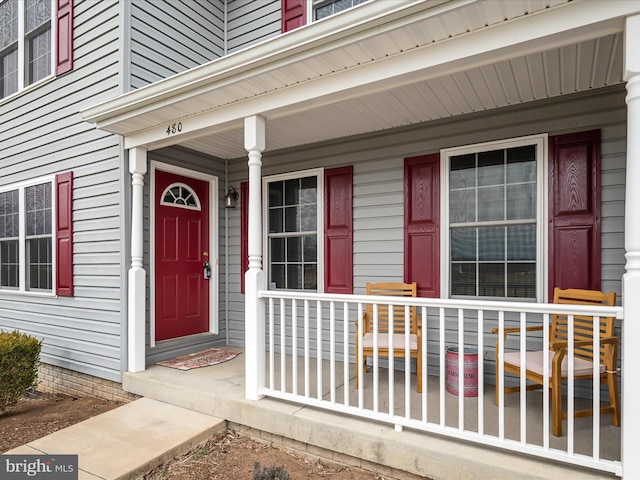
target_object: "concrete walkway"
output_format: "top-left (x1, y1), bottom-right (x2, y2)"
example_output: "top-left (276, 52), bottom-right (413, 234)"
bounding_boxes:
top-left (5, 397), bottom-right (225, 480)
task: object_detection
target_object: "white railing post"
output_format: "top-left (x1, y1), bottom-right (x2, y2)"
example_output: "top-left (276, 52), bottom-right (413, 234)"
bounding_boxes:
top-left (623, 13), bottom-right (640, 480)
top-left (244, 115), bottom-right (266, 401)
top-left (128, 147), bottom-right (147, 373)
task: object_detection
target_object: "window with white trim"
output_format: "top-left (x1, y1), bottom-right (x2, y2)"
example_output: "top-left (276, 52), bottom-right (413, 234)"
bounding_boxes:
top-left (0, 0), bottom-right (53, 99)
top-left (0, 178), bottom-right (54, 292)
top-left (442, 135), bottom-right (546, 300)
top-left (265, 170), bottom-right (322, 291)
top-left (313, 0), bottom-right (367, 20)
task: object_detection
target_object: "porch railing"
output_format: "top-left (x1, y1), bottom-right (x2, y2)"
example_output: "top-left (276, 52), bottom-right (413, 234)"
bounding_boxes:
top-left (257, 290), bottom-right (623, 476)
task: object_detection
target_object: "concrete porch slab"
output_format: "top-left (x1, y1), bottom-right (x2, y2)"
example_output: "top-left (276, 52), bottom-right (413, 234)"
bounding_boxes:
top-left (123, 350), bottom-right (618, 480)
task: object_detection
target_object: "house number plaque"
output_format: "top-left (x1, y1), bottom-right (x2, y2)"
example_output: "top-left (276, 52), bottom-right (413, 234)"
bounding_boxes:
top-left (166, 122), bottom-right (183, 136)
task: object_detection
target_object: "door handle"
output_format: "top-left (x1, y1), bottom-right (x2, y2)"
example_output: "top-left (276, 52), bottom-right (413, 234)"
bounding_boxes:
top-left (203, 262), bottom-right (211, 280)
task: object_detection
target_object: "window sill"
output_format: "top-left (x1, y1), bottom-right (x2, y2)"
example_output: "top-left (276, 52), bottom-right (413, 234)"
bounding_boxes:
top-left (0, 75), bottom-right (56, 107)
top-left (0, 290), bottom-right (57, 298)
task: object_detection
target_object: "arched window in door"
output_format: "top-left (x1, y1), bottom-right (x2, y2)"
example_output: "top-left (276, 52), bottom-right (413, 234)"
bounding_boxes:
top-left (160, 183), bottom-right (201, 210)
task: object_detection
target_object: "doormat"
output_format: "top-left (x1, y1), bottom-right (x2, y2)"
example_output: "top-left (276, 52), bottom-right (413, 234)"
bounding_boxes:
top-left (156, 348), bottom-right (241, 370)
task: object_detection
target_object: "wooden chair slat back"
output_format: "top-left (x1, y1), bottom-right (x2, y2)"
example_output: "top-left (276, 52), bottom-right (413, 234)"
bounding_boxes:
top-left (364, 282), bottom-right (417, 334)
top-left (551, 288), bottom-right (616, 363)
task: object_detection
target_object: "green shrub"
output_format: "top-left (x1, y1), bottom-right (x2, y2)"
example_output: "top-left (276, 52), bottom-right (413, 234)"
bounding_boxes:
top-left (252, 462), bottom-right (291, 480)
top-left (0, 330), bottom-right (42, 412)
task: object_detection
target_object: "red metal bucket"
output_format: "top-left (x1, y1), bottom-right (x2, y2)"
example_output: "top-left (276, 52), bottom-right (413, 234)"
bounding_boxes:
top-left (445, 346), bottom-right (479, 397)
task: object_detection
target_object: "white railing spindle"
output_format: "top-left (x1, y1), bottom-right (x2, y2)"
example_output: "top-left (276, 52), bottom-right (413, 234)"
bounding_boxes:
top-left (457, 307), bottom-right (464, 431)
top-left (568, 314), bottom-right (575, 455)
top-left (373, 303), bottom-right (379, 413)
top-left (593, 315), bottom-right (601, 460)
top-left (317, 300), bottom-right (322, 401)
top-left (269, 297), bottom-right (275, 390)
top-left (477, 309), bottom-right (484, 436)
top-left (330, 301), bottom-right (336, 404)
top-left (405, 304), bottom-right (411, 421)
top-left (388, 302), bottom-right (395, 420)
top-left (542, 312), bottom-right (550, 449)
top-left (280, 297), bottom-right (286, 393)
top-left (304, 299), bottom-right (310, 398)
top-left (421, 305), bottom-right (428, 424)
top-left (439, 307), bottom-right (446, 429)
top-left (292, 298), bottom-right (298, 396)
top-left (357, 301), bottom-right (364, 410)
top-left (519, 311), bottom-right (527, 444)
top-left (498, 310), bottom-right (505, 441)
top-left (343, 302), bottom-right (350, 407)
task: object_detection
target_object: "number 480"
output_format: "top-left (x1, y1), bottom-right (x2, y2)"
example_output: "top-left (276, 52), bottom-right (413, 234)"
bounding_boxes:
top-left (166, 122), bottom-right (183, 135)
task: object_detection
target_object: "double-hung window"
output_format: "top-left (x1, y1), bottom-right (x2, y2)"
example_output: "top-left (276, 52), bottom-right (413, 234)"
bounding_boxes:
top-left (442, 135), bottom-right (546, 301)
top-left (0, 179), bottom-right (54, 293)
top-left (265, 170), bottom-right (323, 291)
top-left (0, 0), bottom-right (54, 99)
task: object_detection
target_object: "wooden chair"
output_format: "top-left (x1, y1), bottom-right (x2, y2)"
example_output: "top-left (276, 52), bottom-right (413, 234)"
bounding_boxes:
top-left (493, 287), bottom-right (620, 436)
top-left (356, 282), bottom-right (422, 393)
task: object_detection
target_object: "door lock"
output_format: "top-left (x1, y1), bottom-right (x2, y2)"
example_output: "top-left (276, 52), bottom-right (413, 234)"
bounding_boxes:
top-left (203, 262), bottom-right (211, 279)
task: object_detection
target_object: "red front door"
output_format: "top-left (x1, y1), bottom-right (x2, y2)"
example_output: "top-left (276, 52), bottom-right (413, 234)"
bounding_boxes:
top-left (154, 170), bottom-right (210, 341)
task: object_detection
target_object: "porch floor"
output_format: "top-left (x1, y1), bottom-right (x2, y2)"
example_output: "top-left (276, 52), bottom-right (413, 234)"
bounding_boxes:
top-left (123, 348), bottom-right (618, 479)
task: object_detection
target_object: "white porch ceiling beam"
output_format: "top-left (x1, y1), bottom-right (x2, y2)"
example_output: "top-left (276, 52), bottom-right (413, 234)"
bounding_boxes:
top-left (121, 0), bottom-right (636, 153)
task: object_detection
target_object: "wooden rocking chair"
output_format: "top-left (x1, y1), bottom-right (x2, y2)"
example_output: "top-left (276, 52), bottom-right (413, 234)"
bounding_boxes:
top-left (356, 282), bottom-right (422, 393)
top-left (493, 287), bottom-right (620, 436)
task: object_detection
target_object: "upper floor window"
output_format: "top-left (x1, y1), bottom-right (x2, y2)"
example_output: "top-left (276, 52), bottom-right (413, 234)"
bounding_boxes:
top-left (0, 179), bottom-right (53, 292)
top-left (442, 136), bottom-right (546, 300)
top-left (1, 0), bottom-right (52, 98)
top-left (0, 0), bottom-right (73, 100)
top-left (313, 0), bottom-right (367, 20)
top-left (282, 0), bottom-right (369, 33)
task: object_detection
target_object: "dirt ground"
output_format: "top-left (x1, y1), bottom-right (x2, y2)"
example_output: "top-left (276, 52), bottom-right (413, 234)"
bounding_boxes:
top-left (0, 392), bottom-right (390, 479)
top-left (0, 391), bottom-right (121, 453)
top-left (145, 429), bottom-right (388, 480)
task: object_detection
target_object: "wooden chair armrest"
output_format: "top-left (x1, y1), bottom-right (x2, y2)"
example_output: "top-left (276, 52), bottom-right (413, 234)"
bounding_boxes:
top-left (491, 325), bottom-right (544, 335)
top-left (551, 336), bottom-right (619, 350)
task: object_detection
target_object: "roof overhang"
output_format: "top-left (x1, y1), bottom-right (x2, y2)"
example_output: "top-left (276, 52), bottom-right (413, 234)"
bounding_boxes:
top-left (80, 0), bottom-right (640, 159)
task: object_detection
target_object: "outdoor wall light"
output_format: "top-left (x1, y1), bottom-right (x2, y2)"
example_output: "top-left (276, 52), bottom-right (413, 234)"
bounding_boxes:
top-left (225, 186), bottom-right (239, 208)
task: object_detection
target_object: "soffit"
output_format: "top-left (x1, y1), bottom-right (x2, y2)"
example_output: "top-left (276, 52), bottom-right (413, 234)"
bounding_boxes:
top-left (81, 0), bottom-right (630, 159)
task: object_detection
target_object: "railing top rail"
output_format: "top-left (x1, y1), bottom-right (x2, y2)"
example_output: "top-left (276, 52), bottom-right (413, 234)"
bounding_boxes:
top-left (259, 290), bottom-right (623, 319)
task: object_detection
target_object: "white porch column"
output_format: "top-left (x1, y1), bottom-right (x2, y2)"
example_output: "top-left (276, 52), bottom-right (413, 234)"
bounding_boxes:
top-left (244, 115), bottom-right (266, 400)
top-left (128, 147), bottom-right (147, 373)
top-left (623, 14), bottom-right (640, 480)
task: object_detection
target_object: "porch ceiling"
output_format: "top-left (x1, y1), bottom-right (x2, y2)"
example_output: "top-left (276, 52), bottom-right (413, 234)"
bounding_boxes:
top-left (81, 0), bottom-right (636, 160)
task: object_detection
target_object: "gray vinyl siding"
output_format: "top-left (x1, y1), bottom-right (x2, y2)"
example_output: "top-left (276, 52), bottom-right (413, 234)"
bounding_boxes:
top-left (0, 0), bottom-right (123, 382)
top-left (227, 0), bottom-right (280, 54)
top-left (225, 85), bottom-right (628, 361)
top-left (144, 147), bottom-right (227, 365)
top-left (129, 0), bottom-right (225, 90)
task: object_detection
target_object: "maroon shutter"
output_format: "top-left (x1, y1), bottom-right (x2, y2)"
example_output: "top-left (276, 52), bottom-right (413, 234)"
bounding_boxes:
top-left (548, 130), bottom-right (601, 301)
top-left (240, 182), bottom-right (249, 294)
top-left (56, 172), bottom-right (74, 296)
top-left (324, 166), bottom-right (353, 294)
top-left (55, 0), bottom-right (74, 76)
top-left (281, 0), bottom-right (306, 33)
top-left (404, 154), bottom-right (440, 298)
